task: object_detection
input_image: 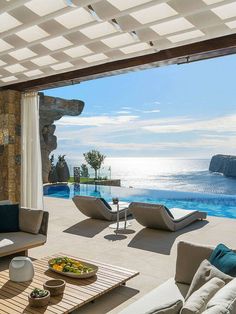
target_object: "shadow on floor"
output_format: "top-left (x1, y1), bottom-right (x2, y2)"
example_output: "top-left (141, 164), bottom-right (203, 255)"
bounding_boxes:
top-left (128, 220), bottom-right (209, 255)
top-left (104, 228), bottom-right (136, 242)
top-left (104, 234), bottom-right (127, 241)
top-left (74, 285), bottom-right (139, 314)
top-left (63, 218), bottom-right (110, 238)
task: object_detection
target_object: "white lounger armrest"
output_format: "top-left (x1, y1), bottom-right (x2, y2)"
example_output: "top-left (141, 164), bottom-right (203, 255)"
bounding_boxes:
top-left (169, 208), bottom-right (197, 220)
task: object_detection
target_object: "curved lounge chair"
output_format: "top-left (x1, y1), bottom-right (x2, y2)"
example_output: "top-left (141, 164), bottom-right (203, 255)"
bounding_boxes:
top-left (129, 202), bottom-right (207, 231)
top-left (72, 195), bottom-right (130, 221)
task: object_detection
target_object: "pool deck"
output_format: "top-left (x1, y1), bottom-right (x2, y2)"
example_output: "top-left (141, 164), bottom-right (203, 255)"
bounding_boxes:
top-left (1, 196), bottom-right (236, 313)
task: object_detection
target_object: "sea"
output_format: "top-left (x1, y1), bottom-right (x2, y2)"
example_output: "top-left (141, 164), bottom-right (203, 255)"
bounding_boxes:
top-left (67, 157), bottom-right (236, 196)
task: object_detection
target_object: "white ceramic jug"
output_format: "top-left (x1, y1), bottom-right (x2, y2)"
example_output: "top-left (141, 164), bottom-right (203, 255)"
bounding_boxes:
top-left (9, 257), bottom-right (34, 282)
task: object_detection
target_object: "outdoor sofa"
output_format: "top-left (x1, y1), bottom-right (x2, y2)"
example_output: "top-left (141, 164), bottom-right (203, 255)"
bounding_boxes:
top-left (129, 202), bottom-right (207, 231)
top-left (119, 241), bottom-right (236, 313)
top-left (0, 200), bottom-right (49, 257)
top-left (72, 195), bottom-right (130, 221)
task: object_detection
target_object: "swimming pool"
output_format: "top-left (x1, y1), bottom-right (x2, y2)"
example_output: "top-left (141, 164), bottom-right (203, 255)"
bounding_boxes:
top-left (43, 183), bottom-right (236, 219)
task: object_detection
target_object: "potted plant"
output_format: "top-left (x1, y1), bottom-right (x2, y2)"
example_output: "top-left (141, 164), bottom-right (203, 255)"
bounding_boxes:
top-left (48, 154), bottom-right (58, 183)
top-left (56, 155), bottom-right (70, 182)
top-left (28, 288), bottom-right (50, 307)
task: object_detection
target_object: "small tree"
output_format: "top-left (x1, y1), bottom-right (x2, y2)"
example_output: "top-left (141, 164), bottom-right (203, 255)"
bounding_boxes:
top-left (84, 150), bottom-right (106, 179)
top-left (80, 164), bottom-right (89, 178)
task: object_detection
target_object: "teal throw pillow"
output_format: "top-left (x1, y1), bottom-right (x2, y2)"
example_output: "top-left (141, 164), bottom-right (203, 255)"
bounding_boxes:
top-left (209, 243), bottom-right (236, 276)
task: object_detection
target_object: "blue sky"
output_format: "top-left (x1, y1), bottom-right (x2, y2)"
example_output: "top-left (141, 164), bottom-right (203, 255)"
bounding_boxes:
top-left (44, 54), bottom-right (236, 159)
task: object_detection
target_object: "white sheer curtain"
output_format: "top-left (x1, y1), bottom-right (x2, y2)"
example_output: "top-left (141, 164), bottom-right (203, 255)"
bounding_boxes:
top-left (21, 92), bottom-right (44, 210)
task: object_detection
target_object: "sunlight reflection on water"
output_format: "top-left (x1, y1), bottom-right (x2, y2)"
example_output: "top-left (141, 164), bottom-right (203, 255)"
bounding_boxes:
top-left (68, 158), bottom-right (236, 195)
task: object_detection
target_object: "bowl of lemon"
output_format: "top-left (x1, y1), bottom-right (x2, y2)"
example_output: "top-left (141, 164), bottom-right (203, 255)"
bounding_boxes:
top-left (48, 257), bottom-right (98, 279)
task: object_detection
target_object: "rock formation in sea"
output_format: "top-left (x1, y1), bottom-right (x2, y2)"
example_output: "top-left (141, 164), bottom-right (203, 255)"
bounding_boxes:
top-left (209, 154), bottom-right (236, 177)
top-left (39, 93), bottom-right (84, 183)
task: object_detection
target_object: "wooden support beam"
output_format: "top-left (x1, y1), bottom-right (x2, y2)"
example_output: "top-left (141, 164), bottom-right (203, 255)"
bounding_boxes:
top-left (2, 33), bottom-right (236, 91)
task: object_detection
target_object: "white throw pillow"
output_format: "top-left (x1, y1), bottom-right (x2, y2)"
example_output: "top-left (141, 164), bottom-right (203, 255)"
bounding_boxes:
top-left (186, 259), bottom-right (232, 300)
top-left (202, 305), bottom-right (230, 313)
top-left (206, 278), bottom-right (236, 313)
top-left (181, 277), bottom-right (225, 314)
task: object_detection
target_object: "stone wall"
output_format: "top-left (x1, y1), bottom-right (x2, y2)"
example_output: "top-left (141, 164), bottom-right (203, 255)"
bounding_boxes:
top-left (0, 90), bottom-right (21, 202)
top-left (39, 93), bottom-right (84, 183)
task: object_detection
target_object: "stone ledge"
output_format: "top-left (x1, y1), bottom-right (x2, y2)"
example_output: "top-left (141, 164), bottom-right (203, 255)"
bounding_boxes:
top-left (83, 179), bottom-right (121, 187)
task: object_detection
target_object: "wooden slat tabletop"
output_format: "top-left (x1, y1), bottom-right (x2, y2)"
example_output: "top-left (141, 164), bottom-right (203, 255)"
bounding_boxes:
top-left (0, 253), bottom-right (139, 314)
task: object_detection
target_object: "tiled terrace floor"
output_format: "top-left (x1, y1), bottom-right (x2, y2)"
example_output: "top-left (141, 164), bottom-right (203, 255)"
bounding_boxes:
top-left (1, 197), bottom-right (236, 313)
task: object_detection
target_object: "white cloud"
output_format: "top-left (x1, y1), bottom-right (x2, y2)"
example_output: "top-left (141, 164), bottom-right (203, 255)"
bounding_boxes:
top-left (56, 115), bottom-right (139, 127)
top-left (116, 110), bottom-right (131, 114)
top-left (121, 106), bottom-right (132, 110)
top-left (142, 109), bottom-right (160, 113)
top-left (144, 100), bottom-right (161, 106)
top-left (57, 133), bottom-right (236, 152)
top-left (54, 113), bottom-right (236, 155)
top-left (143, 114), bottom-right (236, 133)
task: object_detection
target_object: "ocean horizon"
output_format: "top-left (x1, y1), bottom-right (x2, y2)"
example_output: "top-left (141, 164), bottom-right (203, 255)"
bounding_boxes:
top-left (65, 157), bottom-right (236, 196)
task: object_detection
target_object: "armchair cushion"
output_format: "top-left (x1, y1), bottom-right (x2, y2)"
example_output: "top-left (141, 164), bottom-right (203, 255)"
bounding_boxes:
top-left (175, 241), bottom-right (213, 285)
top-left (19, 208), bottom-right (44, 234)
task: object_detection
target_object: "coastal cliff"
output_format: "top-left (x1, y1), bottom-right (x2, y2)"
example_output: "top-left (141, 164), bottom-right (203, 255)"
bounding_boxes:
top-left (39, 93), bottom-right (84, 183)
top-left (209, 154), bottom-right (236, 177)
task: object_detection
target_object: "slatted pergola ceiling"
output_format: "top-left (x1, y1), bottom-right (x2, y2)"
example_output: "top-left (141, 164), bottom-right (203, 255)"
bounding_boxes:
top-left (0, 0), bottom-right (236, 89)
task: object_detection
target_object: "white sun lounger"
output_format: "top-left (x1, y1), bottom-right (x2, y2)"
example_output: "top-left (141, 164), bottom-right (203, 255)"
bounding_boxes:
top-left (72, 195), bottom-right (130, 221)
top-left (129, 202), bottom-right (207, 231)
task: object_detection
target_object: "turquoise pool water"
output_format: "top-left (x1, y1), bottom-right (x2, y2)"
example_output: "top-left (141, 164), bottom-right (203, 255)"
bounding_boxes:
top-left (43, 183), bottom-right (236, 219)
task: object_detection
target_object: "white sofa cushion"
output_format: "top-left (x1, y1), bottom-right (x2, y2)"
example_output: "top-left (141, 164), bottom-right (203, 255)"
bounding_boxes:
top-left (181, 277), bottom-right (225, 313)
top-left (203, 305), bottom-right (230, 313)
top-left (206, 278), bottom-right (236, 312)
top-left (118, 278), bottom-right (188, 314)
top-left (186, 260), bottom-right (232, 299)
top-left (145, 300), bottom-right (183, 314)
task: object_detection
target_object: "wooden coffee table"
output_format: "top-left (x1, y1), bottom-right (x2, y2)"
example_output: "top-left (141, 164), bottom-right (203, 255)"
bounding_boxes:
top-left (0, 253), bottom-right (139, 313)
